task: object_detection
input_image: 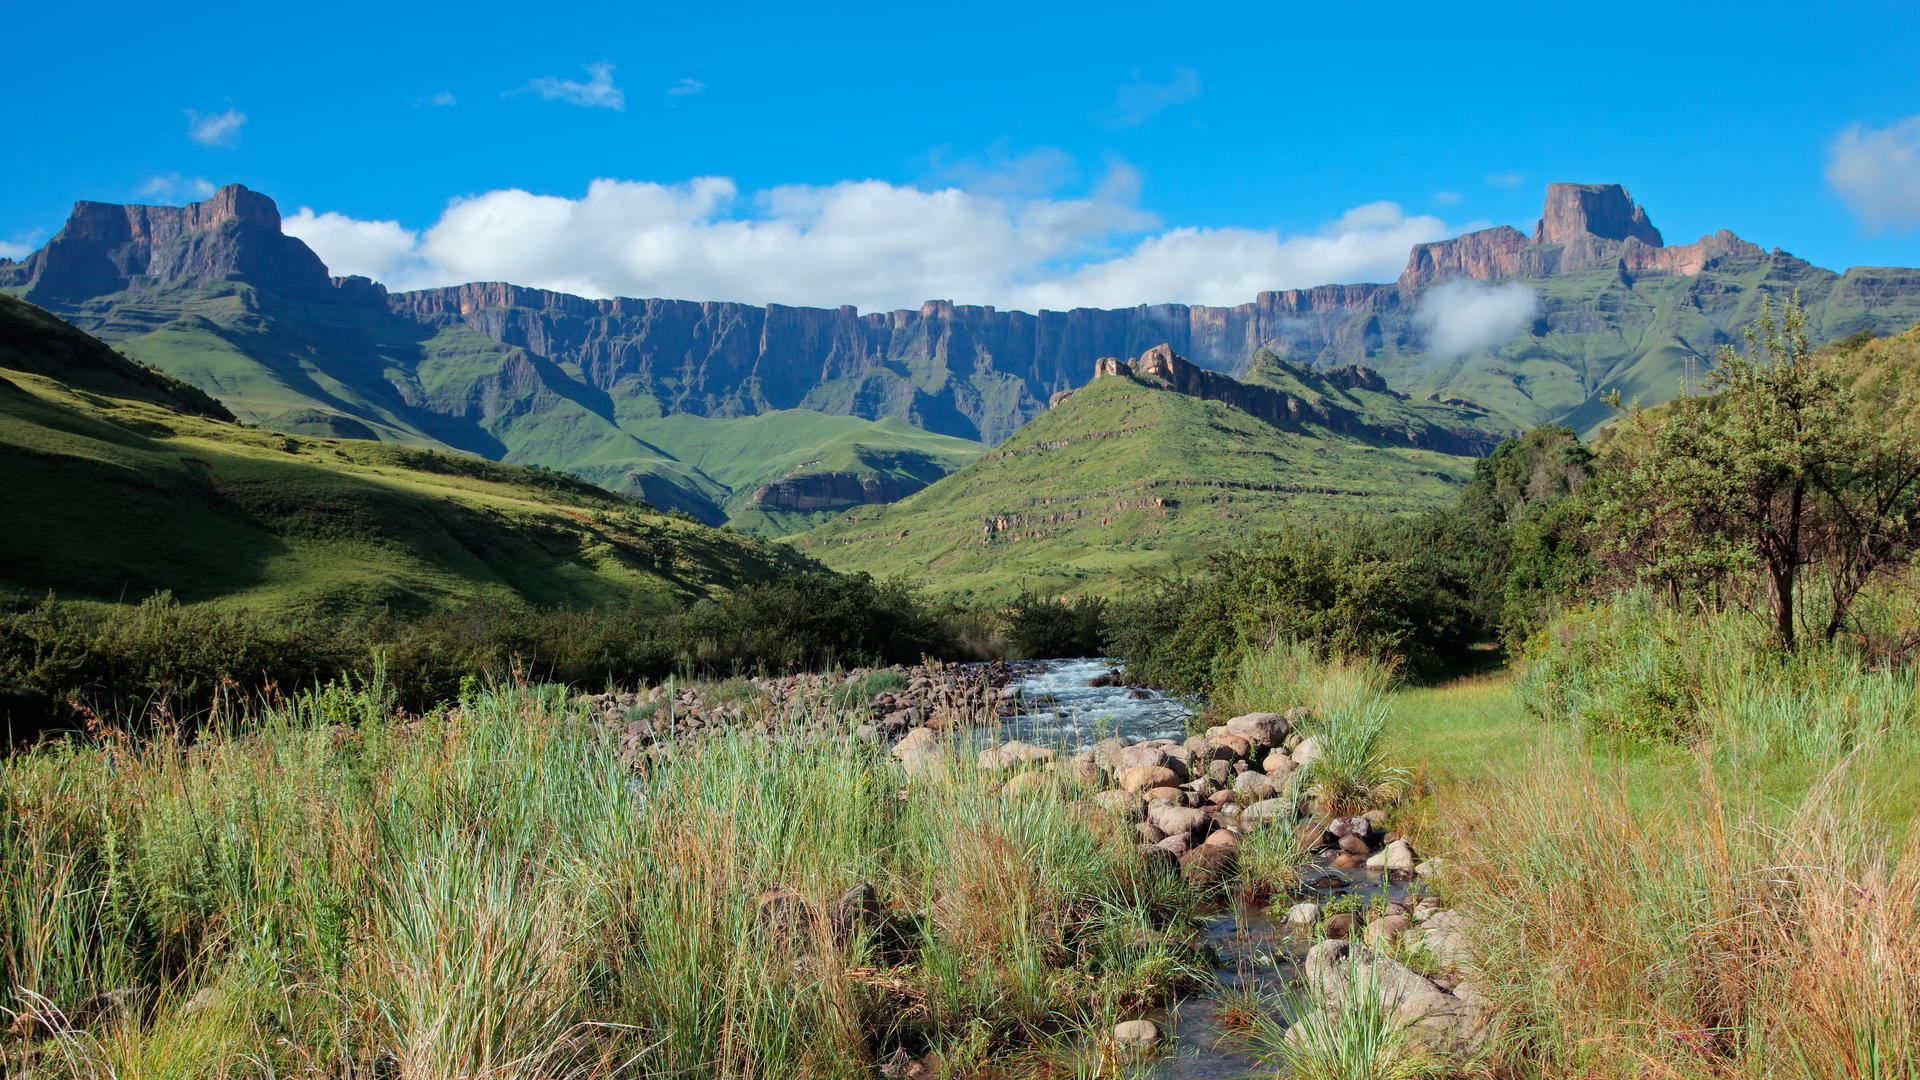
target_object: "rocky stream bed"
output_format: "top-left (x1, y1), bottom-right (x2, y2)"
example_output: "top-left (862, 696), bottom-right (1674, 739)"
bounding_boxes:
top-left (574, 658), bottom-right (1487, 1076)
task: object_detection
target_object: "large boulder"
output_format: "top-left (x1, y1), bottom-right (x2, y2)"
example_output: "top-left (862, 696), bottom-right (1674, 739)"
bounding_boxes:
top-left (1239, 797), bottom-right (1293, 827)
top-left (1090, 789), bottom-right (1144, 821)
top-left (978, 740), bottom-right (1056, 772)
top-left (1225, 711), bottom-right (1289, 748)
top-left (1148, 801), bottom-right (1212, 838)
top-left (1117, 764), bottom-right (1179, 793)
top-left (1089, 736), bottom-right (1133, 771)
top-left (1303, 940), bottom-right (1486, 1055)
top-left (891, 728), bottom-right (944, 778)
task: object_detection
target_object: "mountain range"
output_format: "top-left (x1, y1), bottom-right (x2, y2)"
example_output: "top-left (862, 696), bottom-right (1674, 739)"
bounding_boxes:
top-left (4, 181), bottom-right (1918, 533)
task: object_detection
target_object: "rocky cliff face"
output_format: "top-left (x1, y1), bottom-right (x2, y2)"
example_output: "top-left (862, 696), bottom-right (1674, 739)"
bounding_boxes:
top-left (751, 471), bottom-right (931, 512)
top-left (0, 184), bottom-right (334, 305)
top-left (1399, 184), bottom-right (1764, 290)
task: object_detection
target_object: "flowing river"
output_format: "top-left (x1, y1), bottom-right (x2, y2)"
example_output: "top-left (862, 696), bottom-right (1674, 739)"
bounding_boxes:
top-left (997, 657), bottom-right (1420, 1077)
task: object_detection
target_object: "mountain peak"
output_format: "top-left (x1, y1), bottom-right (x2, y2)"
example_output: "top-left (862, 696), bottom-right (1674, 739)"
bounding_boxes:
top-left (1, 182), bottom-right (330, 305)
top-left (1534, 182), bottom-right (1663, 247)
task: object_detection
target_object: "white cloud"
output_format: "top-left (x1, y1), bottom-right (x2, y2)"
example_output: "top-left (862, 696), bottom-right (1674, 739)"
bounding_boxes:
top-left (284, 170), bottom-right (1468, 312)
top-left (424, 91), bottom-right (457, 107)
top-left (0, 239), bottom-right (31, 260)
top-left (186, 107), bottom-right (246, 148)
top-left (667, 78), bottom-right (705, 98)
top-left (137, 173), bottom-right (217, 200)
top-left (1827, 115), bottom-right (1920, 232)
top-left (1432, 190), bottom-right (1462, 205)
top-left (1414, 279), bottom-right (1539, 360)
top-left (1485, 170), bottom-right (1526, 187)
top-left (522, 62), bottom-right (624, 110)
top-left (1106, 66), bottom-right (1201, 127)
top-left (283, 208), bottom-right (420, 281)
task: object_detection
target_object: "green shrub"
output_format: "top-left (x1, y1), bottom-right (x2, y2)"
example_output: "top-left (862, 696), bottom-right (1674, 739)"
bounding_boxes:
top-left (1004, 590), bottom-right (1108, 660)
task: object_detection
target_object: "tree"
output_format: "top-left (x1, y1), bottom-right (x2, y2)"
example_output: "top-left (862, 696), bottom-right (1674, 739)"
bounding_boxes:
top-left (1589, 294), bottom-right (1920, 648)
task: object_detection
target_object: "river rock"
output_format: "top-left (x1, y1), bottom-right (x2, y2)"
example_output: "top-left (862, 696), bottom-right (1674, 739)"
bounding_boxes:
top-left (1001, 770), bottom-right (1054, 798)
top-left (1364, 913), bottom-right (1412, 948)
top-left (1234, 770), bottom-right (1278, 801)
top-left (1112, 1019), bottom-right (1160, 1046)
top-left (1261, 749), bottom-right (1294, 774)
top-left (1384, 838), bottom-right (1418, 874)
top-left (1239, 798), bottom-right (1292, 827)
top-left (1117, 764), bottom-right (1178, 793)
top-left (1118, 744), bottom-right (1171, 771)
top-left (1225, 711), bottom-right (1288, 747)
top-left (1291, 735), bottom-right (1323, 768)
top-left (978, 740), bottom-right (1055, 772)
top-left (890, 728), bottom-right (944, 778)
top-left (1283, 901), bottom-right (1321, 927)
top-left (1148, 802), bottom-right (1211, 838)
top-left (1089, 736), bottom-right (1132, 770)
top-left (1180, 843), bottom-right (1236, 887)
top-left (1156, 834), bottom-right (1191, 857)
top-left (1092, 789), bottom-right (1144, 820)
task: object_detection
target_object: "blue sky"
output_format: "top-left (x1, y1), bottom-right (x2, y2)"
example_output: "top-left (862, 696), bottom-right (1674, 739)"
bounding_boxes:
top-left (4, 0), bottom-right (1917, 311)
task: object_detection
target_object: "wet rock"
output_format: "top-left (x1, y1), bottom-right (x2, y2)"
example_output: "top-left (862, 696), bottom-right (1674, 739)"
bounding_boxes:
top-left (1384, 838), bottom-right (1418, 874)
top-left (1330, 851), bottom-right (1367, 870)
top-left (1283, 901), bottom-right (1321, 928)
top-left (1337, 834), bottom-right (1371, 855)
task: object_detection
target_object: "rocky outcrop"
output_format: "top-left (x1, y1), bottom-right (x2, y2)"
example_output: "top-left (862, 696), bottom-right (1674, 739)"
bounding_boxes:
top-left (1090, 345), bottom-right (1503, 455)
top-left (1400, 183), bottom-right (1765, 290)
top-left (1535, 182), bottom-right (1663, 246)
top-left (0, 184), bottom-right (335, 305)
top-left (751, 470), bottom-right (933, 512)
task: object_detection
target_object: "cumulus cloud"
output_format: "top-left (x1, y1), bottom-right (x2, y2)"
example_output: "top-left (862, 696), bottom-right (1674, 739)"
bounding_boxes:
top-left (1827, 114), bottom-right (1920, 232)
top-left (186, 107), bottom-right (246, 147)
top-left (1105, 66), bottom-right (1201, 127)
top-left (1414, 279), bottom-right (1539, 360)
top-left (138, 173), bottom-right (217, 200)
top-left (521, 62), bottom-right (624, 109)
top-left (667, 78), bottom-right (705, 98)
top-left (284, 171), bottom-right (1465, 312)
top-left (282, 208), bottom-right (420, 281)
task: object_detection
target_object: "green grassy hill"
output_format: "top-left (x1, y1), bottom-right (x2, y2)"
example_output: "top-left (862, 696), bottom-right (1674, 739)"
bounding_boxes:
top-left (0, 294), bottom-right (816, 615)
top-left (790, 364), bottom-right (1477, 599)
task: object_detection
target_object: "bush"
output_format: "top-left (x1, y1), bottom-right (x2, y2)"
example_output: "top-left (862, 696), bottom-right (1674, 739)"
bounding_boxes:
top-left (1003, 590), bottom-right (1107, 660)
top-left (1106, 521), bottom-right (1480, 699)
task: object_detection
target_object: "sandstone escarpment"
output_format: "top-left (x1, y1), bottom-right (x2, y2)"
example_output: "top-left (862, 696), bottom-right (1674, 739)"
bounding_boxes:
top-left (751, 470), bottom-right (933, 512)
top-left (1, 184), bottom-right (335, 306)
top-left (1398, 183), bottom-right (1764, 291)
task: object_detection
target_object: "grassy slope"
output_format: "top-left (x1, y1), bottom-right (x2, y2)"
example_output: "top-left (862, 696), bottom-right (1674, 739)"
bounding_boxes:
top-left (0, 296), bottom-right (814, 615)
top-left (47, 283), bottom-right (987, 533)
top-left (1357, 258), bottom-right (1920, 436)
top-left (790, 371), bottom-right (1476, 599)
top-left (627, 410), bottom-right (985, 533)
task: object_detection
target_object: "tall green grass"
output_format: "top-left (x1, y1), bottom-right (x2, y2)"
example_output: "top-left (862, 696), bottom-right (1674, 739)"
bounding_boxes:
top-left (0, 679), bottom-right (1203, 1078)
top-left (1517, 586), bottom-right (1919, 763)
top-left (1224, 642), bottom-right (1408, 816)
